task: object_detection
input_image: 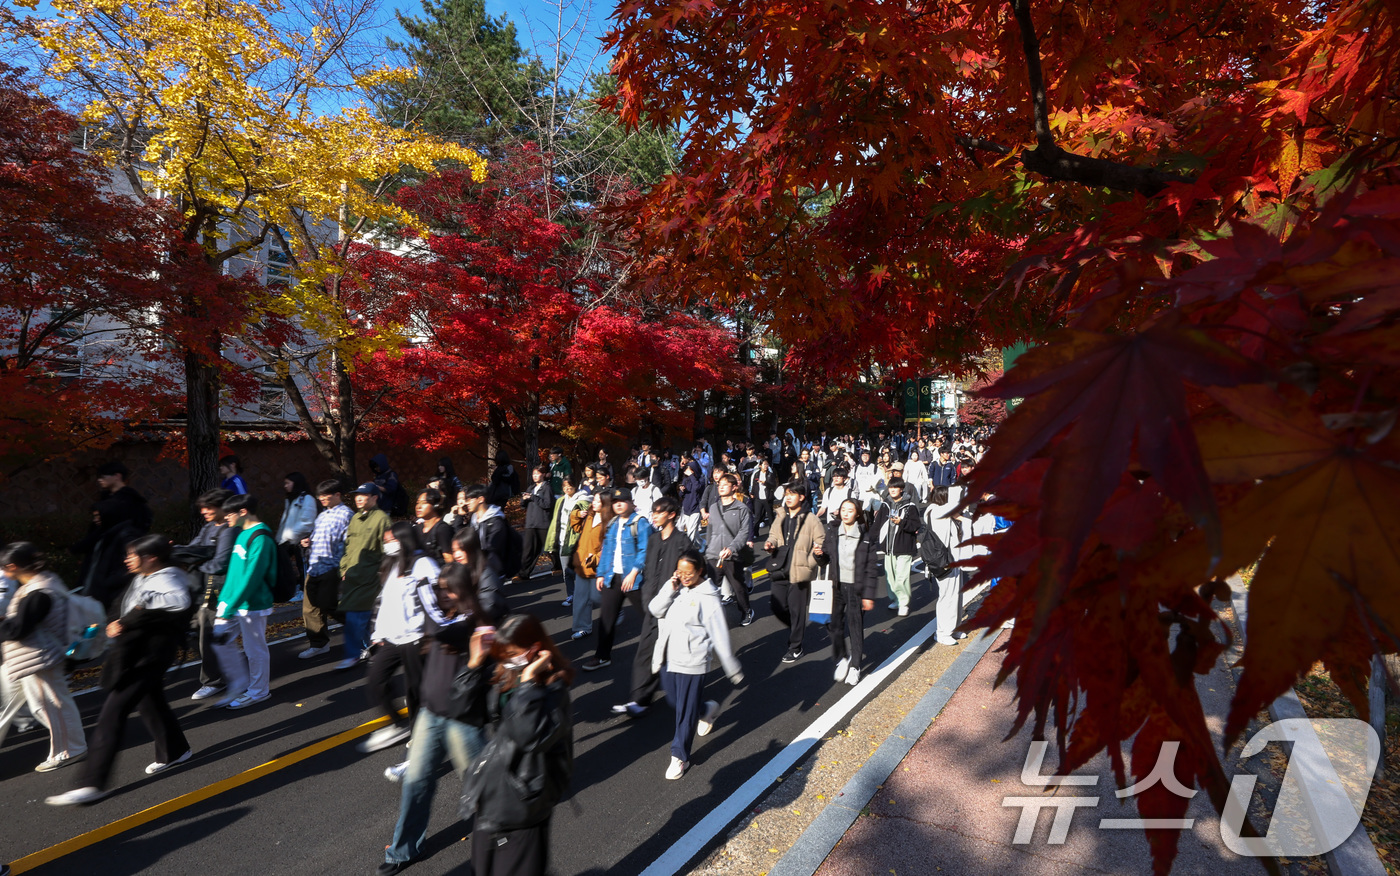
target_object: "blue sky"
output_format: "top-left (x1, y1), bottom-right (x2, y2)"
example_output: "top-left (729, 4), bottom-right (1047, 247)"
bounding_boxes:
top-left (378, 0), bottom-right (617, 79)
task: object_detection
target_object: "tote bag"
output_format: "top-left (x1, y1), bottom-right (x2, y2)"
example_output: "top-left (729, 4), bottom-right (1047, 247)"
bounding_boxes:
top-left (809, 566), bottom-right (834, 624)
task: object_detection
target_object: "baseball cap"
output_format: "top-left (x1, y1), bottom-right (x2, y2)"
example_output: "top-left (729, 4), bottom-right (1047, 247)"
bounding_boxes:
top-left (612, 486), bottom-right (634, 503)
top-left (350, 482), bottom-right (382, 498)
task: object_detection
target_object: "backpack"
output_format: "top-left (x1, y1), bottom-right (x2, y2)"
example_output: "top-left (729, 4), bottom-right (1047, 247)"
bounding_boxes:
top-left (63, 589), bottom-right (109, 662)
top-left (916, 516), bottom-right (956, 574)
top-left (255, 529), bottom-right (301, 602)
top-left (500, 522), bottom-right (525, 579)
top-left (388, 480), bottom-right (411, 519)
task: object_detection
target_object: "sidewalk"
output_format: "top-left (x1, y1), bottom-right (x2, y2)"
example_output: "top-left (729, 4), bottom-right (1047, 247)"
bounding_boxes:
top-left (807, 632), bottom-right (1266, 876)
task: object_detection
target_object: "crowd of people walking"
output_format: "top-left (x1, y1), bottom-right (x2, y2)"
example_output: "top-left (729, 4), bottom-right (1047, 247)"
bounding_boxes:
top-left (0, 425), bottom-right (996, 876)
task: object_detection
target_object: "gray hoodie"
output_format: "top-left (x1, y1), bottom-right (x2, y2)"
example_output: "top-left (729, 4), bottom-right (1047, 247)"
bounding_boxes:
top-left (648, 578), bottom-right (743, 680)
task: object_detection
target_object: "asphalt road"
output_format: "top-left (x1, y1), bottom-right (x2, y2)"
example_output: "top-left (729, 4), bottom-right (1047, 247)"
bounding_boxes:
top-left (0, 552), bottom-right (944, 876)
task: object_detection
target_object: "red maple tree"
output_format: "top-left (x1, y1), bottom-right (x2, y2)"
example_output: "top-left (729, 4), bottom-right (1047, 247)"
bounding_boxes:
top-left (606, 0), bottom-right (1400, 868)
top-left (0, 65), bottom-right (238, 475)
top-left (352, 145), bottom-right (743, 462)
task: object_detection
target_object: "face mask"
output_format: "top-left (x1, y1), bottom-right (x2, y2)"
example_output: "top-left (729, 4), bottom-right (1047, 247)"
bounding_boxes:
top-left (383, 541), bottom-right (401, 556)
top-left (502, 653), bottom-right (531, 671)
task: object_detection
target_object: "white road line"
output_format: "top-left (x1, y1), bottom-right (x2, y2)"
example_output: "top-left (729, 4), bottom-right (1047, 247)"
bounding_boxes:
top-left (638, 604), bottom-right (954, 876)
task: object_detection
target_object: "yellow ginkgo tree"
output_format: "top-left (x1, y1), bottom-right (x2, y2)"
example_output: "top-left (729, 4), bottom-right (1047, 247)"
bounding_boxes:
top-left (4, 0), bottom-right (486, 491)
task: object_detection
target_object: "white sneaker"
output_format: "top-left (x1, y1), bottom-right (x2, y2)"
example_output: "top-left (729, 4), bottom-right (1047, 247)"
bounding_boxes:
top-left (834, 658), bottom-right (850, 681)
top-left (34, 752), bottom-right (85, 772)
top-left (936, 635), bottom-right (958, 646)
top-left (288, 590), bottom-right (303, 603)
top-left (1002, 618), bottom-right (1016, 629)
top-left (846, 666), bottom-right (861, 685)
top-left (225, 691), bottom-right (270, 710)
top-left (210, 689), bottom-right (246, 708)
top-left (665, 756), bottom-right (688, 780)
top-left (298, 645), bottom-right (331, 659)
top-left (897, 605), bottom-right (909, 617)
top-left (385, 760), bottom-right (410, 782)
top-left (190, 684), bottom-right (225, 701)
top-left (334, 656), bottom-right (361, 671)
top-left (46, 786), bottom-right (106, 806)
top-left (697, 700), bottom-right (720, 737)
top-left (359, 725), bottom-right (412, 753)
top-left (145, 749), bottom-right (193, 775)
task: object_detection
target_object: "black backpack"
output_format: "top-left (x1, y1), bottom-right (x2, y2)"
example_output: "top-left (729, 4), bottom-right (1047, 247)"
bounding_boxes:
top-left (917, 516), bottom-right (956, 574)
top-left (255, 529), bottom-right (301, 602)
top-left (387, 479), bottom-right (411, 519)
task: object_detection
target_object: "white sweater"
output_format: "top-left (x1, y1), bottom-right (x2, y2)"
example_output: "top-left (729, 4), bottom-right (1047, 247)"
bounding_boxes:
top-left (648, 579), bottom-right (742, 680)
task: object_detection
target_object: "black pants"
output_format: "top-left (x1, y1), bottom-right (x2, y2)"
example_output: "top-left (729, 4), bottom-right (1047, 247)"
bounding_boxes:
top-left (195, 585), bottom-right (223, 687)
top-left (81, 656), bottom-right (189, 790)
top-left (303, 569), bottom-right (340, 649)
top-left (770, 577), bottom-right (810, 652)
top-left (631, 585), bottom-right (663, 706)
top-left (277, 541), bottom-right (305, 585)
top-left (750, 500), bottom-right (774, 540)
top-left (827, 581), bottom-right (866, 669)
top-left (520, 527), bottom-right (548, 578)
top-left (366, 641), bottom-right (423, 729)
top-left (595, 576), bottom-right (642, 662)
top-left (471, 817), bottom-right (550, 876)
top-left (712, 556), bottom-right (750, 615)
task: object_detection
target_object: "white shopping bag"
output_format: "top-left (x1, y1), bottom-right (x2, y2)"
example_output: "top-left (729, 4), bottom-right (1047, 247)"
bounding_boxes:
top-left (809, 568), bottom-right (834, 624)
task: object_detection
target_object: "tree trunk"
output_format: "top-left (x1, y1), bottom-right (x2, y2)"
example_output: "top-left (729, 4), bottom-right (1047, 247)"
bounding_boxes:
top-left (184, 350), bottom-right (220, 526)
top-left (486, 402), bottom-right (508, 473)
top-left (333, 349), bottom-right (357, 483)
top-left (524, 389), bottom-right (541, 471)
top-left (693, 391), bottom-right (706, 442)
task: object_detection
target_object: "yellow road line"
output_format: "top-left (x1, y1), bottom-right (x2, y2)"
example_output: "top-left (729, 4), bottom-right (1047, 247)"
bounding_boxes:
top-left (11, 714), bottom-right (393, 874)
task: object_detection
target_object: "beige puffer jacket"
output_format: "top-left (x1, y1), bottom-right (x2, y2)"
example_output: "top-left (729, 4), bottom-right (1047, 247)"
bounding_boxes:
top-left (2, 572), bottom-right (70, 680)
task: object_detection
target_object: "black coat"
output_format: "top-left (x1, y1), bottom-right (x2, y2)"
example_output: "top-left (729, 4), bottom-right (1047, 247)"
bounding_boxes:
top-left (456, 664), bottom-right (574, 832)
top-left (101, 604), bottom-right (193, 690)
top-left (521, 482), bottom-right (555, 530)
top-left (817, 518), bottom-right (881, 600)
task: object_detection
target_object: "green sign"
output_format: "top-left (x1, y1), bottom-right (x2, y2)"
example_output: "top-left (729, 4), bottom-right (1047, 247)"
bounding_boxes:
top-left (1003, 342), bottom-right (1033, 413)
top-left (902, 379), bottom-right (919, 423)
top-left (903, 377), bottom-right (937, 423)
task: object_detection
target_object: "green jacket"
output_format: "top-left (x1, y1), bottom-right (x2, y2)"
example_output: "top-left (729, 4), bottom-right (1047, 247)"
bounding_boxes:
top-left (340, 508), bottom-right (389, 611)
top-left (549, 457), bottom-right (573, 494)
top-left (544, 492), bottom-right (590, 556)
top-left (219, 523), bottom-right (275, 618)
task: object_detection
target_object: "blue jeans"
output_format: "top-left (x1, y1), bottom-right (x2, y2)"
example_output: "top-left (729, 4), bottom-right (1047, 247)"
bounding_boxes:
top-left (562, 562), bottom-right (577, 600)
top-left (386, 710), bottom-right (486, 864)
top-left (342, 610), bottom-right (371, 659)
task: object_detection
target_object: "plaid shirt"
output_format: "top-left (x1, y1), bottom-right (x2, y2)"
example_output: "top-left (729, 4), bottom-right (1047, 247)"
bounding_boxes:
top-left (307, 503), bottom-right (353, 576)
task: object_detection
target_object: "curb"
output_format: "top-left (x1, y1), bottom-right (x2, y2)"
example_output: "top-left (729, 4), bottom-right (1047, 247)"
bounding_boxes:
top-left (766, 626), bottom-right (1004, 876)
top-left (1228, 581), bottom-right (1386, 876)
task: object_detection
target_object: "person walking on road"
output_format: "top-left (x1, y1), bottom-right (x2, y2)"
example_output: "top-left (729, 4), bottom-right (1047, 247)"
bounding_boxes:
top-left (648, 549), bottom-right (743, 780)
top-left (813, 499), bottom-right (880, 685)
top-left (0, 542), bottom-right (88, 771)
top-left (213, 494), bottom-right (276, 710)
top-left (180, 488), bottom-right (235, 699)
top-left (377, 563), bottom-right (488, 875)
top-left (568, 491), bottom-right (611, 641)
top-left (581, 488), bottom-right (652, 672)
top-left (764, 481), bottom-right (825, 664)
top-left (340, 483), bottom-right (390, 671)
top-left (450, 527), bottom-right (507, 625)
top-left (610, 496), bottom-right (692, 718)
top-left (704, 474), bottom-right (755, 627)
top-left (298, 480), bottom-right (352, 661)
top-left (924, 485), bottom-right (971, 645)
top-left (47, 535), bottom-right (195, 806)
top-left (360, 523), bottom-right (440, 754)
top-left (277, 472), bottom-right (318, 592)
top-left (879, 477), bottom-right (921, 616)
top-left (543, 474), bottom-right (587, 607)
top-left (456, 614), bottom-right (574, 876)
top-left (516, 465), bottom-right (554, 582)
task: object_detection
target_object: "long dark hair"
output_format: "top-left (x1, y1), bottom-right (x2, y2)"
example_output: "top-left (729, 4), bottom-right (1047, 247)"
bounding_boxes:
top-left (380, 520), bottom-right (429, 581)
top-left (284, 472), bottom-right (312, 498)
top-left (491, 613), bottom-right (574, 692)
top-left (437, 562), bottom-right (481, 622)
top-left (0, 541), bottom-right (46, 573)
